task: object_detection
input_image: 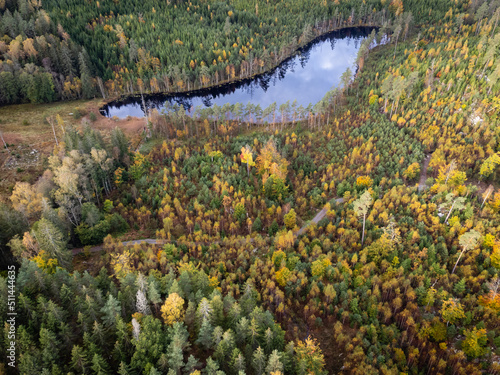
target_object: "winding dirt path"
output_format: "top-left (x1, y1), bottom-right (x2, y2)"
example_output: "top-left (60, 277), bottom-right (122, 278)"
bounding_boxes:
top-left (73, 197), bottom-right (346, 255)
top-left (72, 149), bottom-right (489, 258)
top-left (296, 197), bottom-right (344, 236)
top-left (418, 154), bottom-right (432, 192)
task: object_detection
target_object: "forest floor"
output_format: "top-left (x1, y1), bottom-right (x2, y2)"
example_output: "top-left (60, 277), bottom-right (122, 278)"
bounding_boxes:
top-left (0, 99), bottom-right (94, 201)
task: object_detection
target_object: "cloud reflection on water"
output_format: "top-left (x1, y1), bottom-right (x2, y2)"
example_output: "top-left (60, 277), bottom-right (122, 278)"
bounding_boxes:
top-left (102, 28), bottom-right (370, 119)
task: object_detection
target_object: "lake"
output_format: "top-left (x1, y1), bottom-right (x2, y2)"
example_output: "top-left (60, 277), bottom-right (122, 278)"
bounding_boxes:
top-left (100, 27), bottom-right (373, 119)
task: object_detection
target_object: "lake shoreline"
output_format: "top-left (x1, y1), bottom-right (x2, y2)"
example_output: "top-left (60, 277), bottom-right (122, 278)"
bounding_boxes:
top-left (101, 24), bottom-right (378, 118)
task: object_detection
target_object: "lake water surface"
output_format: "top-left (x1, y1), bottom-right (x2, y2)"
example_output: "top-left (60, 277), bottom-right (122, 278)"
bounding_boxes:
top-left (101, 27), bottom-right (373, 119)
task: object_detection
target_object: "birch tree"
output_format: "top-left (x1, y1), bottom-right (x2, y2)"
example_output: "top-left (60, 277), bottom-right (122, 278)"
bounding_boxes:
top-left (353, 190), bottom-right (373, 246)
top-left (452, 229), bottom-right (481, 274)
top-left (440, 193), bottom-right (466, 224)
top-left (482, 185), bottom-right (494, 208)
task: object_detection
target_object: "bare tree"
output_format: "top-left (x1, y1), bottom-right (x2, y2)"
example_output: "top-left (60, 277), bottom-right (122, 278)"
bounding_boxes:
top-left (46, 117), bottom-right (59, 146)
top-left (392, 21), bottom-right (402, 59)
top-left (136, 289), bottom-right (151, 315)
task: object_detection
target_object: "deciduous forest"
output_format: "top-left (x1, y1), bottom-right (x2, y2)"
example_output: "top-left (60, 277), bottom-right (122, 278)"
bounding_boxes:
top-left (1, 0), bottom-right (500, 374)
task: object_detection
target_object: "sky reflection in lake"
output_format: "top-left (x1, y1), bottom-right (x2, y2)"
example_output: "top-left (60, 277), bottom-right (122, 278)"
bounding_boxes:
top-left (102, 28), bottom-right (369, 119)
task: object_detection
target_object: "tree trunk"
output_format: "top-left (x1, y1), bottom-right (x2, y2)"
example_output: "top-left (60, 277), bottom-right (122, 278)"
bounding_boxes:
top-left (0, 131), bottom-right (8, 151)
top-left (361, 213), bottom-right (366, 245)
top-left (393, 36), bottom-right (399, 59)
top-left (476, 19), bottom-right (482, 36)
top-left (451, 248), bottom-right (465, 274)
top-left (48, 118), bottom-right (59, 146)
top-left (493, 14), bottom-right (499, 37)
top-left (444, 200), bottom-right (455, 223)
top-left (482, 60), bottom-right (491, 77)
top-left (97, 77), bottom-right (106, 99)
top-left (481, 189), bottom-right (492, 208)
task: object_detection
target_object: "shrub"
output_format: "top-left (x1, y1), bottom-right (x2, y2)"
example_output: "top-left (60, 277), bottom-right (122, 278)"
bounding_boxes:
top-left (73, 108), bottom-right (84, 119)
top-left (75, 220), bottom-right (111, 245)
top-left (268, 220), bottom-right (279, 236)
top-left (252, 217), bottom-right (262, 232)
top-left (106, 213), bottom-right (129, 233)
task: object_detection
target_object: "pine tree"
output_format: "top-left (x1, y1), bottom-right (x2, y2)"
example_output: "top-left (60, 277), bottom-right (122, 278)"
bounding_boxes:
top-left (70, 345), bottom-right (89, 374)
top-left (235, 317), bottom-right (249, 345)
top-left (196, 298), bottom-right (213, 322)
top-left (147, 279), bottom-right (162, 308)
top-left (224, 17), bottom-right (231, 36)
top-left (197, 318), bottom-right (214, 350)
top-left (91, 353), bottom-right (110, 375)
top-left (167, 323), bottom-right (189, 373)
top-left (184, 355), bottom-right (201, 374)
top-left (0, 71), bottom-right (19, 104)
top-left (100, 294), bottom-right (121, 327)
top-left (252, 346), bottom-right (266, 375)
top-left (266, 350), bottom-right (283, 374)
top-left (60, 42), bottom-right (75, 77)
top-left (129, 39), bottom-right (139, 63)
top-left (204, 357), bottom-right (220, 375)
top-left (231, 349), bottom-right (245, 373)
top-left (79, 51), bottom-right (94, 99)
top-left (33, 218), bottom-right (72, 267)
top-left (40, 327), bottom-right (59, 366)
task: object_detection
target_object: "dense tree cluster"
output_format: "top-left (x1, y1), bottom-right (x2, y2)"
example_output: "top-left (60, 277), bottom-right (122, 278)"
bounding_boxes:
top-left (41, 0), bottom-right (391, 98)
top-left (1, 0), bottom-right (463, 103)
top-left (2, 0), bottom-right (500, 374)
top-left (0, 256), bottom-right (327, 374)
top-left (0, 0), bottom-right (97, 104)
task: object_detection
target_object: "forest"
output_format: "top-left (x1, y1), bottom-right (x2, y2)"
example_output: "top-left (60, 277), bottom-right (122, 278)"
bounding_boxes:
top-left (2, 0), bottom-right (500, 374)
top-left (3, 0), bottom-right (439, 104)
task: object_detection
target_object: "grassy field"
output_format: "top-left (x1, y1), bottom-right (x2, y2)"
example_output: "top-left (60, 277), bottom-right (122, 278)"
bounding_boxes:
top-left (0, 98), bottom-right (146, 202)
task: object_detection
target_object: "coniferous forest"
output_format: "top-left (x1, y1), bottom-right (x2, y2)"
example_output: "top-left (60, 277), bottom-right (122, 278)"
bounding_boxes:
top-left (2, 0), bottom-right (500, 374)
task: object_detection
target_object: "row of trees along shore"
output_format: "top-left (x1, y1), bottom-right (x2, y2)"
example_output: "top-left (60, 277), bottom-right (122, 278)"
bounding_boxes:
top-left (2, 0), bottom-right (427, 104)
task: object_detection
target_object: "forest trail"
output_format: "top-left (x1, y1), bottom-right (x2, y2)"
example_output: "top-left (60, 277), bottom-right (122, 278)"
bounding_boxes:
top-left (72, 236), bottom-right (254, 255)
top-left (72, 197), bottom-right (346, 255)
top-left (70, 161), bottom-right (482, 257)
top-left (72, 238), bottom-right (171, 255)
top-left (296, 197), bottom-right (345, 236)
top-left (418, 154), bottom-right (432, 192)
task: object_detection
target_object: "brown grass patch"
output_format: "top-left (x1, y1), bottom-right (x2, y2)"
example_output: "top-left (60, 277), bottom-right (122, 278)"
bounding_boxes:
top-left (0, 98), bottom-right (146, 201)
